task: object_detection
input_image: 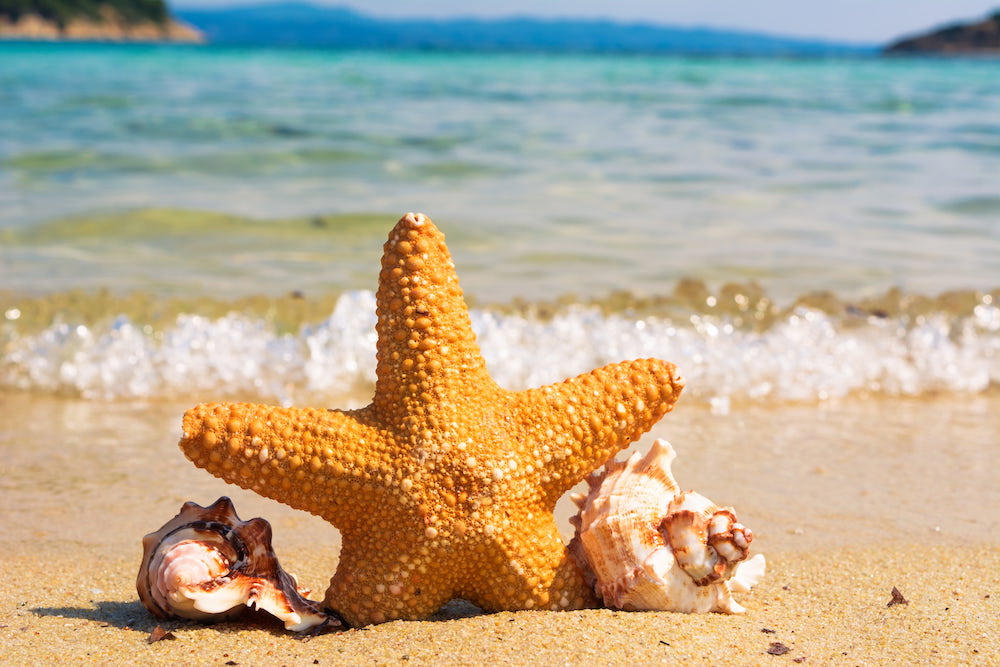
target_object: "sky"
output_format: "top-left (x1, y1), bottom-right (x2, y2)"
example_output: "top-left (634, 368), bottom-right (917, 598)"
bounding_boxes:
top-left (171, 0), bottom-right (1000, 44)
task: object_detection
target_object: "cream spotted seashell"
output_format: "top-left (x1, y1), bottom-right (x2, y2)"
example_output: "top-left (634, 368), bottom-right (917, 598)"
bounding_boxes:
top-left (137, 497), bottom-right (340, 632)
top-left (569, 439), bottom-right (765, 614)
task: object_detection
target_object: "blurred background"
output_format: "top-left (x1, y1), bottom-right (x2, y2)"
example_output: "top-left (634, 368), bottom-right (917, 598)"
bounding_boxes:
top-left (1, 1), bottom-right (998, 405)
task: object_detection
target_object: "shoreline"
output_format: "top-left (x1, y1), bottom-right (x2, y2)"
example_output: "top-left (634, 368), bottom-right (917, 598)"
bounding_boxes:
top-left (2, 282), bottom-right (997, 410)
top-left (1, 392), bottom-right (997, 663)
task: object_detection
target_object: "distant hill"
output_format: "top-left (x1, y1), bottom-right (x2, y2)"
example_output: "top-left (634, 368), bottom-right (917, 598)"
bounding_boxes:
top-left (0, 0), bottom-right (203, 41)
top-left (884, 10), bottom-right (1000, 54)
top-left (176, 2), bottom-right (874, 55)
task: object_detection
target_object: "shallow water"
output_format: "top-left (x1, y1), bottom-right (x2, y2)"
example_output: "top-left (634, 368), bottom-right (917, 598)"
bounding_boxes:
top-left (1, 45), bottom-right (997, 405)
top-left (2, 45), bottom-right (999, 304)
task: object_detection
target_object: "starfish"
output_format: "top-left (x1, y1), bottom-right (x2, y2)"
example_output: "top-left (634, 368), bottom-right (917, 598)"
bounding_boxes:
top-left (179, 213), bottom-right (684, 626)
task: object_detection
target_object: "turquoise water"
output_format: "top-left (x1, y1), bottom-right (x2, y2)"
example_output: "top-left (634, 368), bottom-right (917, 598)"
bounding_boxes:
top-left (1, 43), bottom-right (997, 404)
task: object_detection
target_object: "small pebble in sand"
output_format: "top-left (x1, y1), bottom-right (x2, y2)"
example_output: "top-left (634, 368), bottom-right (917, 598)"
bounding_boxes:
top-left (887, 586), bottom-right (909, 607)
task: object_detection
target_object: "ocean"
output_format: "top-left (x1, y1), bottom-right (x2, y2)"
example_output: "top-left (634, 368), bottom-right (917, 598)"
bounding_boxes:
top-left (1, 42), bottom-right (998, 409)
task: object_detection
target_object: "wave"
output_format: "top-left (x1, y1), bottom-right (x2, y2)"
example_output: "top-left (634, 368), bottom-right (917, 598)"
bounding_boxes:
top-left (2, 290), bottom-right (997, 410)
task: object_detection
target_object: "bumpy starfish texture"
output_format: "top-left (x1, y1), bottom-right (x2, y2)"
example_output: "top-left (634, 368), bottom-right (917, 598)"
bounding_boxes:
top-left (179, 213), bottom-right (684, 626)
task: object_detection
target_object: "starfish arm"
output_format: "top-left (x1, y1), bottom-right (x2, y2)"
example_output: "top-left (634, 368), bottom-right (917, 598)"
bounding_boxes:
top-left (459, 517), bottom-right (599, 613)
top-left (514, 358), bottom-right (684, 500)
top-left (371, 213), bottom-right (499, 425)
top-left (179, 402), bottom-right (381, 525)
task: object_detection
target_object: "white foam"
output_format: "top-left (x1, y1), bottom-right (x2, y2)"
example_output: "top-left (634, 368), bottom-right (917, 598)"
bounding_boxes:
top-left (1, 291), bottom-right (997, 406)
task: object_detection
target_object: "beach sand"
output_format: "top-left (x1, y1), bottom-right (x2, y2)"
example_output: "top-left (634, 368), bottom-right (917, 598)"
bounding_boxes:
top-left (1, 391), bottom-right (998, 665)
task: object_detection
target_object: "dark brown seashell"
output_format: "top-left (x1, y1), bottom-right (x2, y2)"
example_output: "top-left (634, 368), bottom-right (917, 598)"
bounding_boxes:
top-left (137, 496), bottom-right (341, 632)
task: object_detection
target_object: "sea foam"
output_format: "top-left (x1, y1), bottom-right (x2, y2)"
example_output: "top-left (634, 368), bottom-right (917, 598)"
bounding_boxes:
top-left (2, 291), bottom-right (997, 409)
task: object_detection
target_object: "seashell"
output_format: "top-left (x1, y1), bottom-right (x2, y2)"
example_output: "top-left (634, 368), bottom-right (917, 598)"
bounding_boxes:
top-left (137, 496), bottom-right (340, 632)
top-left (569, 439), bottom-right (765, 614)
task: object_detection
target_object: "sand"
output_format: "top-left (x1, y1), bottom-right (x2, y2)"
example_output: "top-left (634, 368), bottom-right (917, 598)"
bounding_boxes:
top-left (1, 392), bottom-right (998, 665)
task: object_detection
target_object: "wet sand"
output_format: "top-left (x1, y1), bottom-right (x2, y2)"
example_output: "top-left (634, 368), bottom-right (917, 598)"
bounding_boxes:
top-left (1, 392), bottom-right (998, 665)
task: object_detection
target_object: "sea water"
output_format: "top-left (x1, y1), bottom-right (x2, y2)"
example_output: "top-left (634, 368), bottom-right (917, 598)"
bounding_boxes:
top-left (1, 43), bottom-right (998, 407)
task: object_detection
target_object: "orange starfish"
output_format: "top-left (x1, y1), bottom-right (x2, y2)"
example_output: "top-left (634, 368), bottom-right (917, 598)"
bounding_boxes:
top-left (179, 213), bottom-right (684, 626)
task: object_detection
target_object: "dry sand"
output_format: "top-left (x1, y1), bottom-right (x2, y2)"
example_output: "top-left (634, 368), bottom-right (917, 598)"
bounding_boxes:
top-left (1, 392), bottom-right (998, 665)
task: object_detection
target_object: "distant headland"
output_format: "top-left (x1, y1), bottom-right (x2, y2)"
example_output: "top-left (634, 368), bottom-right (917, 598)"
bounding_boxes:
top-left (0, 2), bottom-right (878, 53)
top-left (884, 9), bottom-right (1000, 55)
top-left (0, 0), bottom-right (203, 42)
top-left (171, 2), bottom-right (873, 55)
top-left (10, 1), bottom-right (997, 55)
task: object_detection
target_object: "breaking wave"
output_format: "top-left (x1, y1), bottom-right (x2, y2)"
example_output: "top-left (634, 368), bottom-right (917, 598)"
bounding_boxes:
top-left (2, 290), bottom-right (997, 411)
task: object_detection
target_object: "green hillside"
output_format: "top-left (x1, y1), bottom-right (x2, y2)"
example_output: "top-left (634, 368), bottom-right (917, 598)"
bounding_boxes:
top-left (0, 0), bottom-right (169, 27)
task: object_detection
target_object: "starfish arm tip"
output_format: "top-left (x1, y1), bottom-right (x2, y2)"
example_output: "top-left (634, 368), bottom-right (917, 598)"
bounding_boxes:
top-left (178, 402), bottom-right (368, 522)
